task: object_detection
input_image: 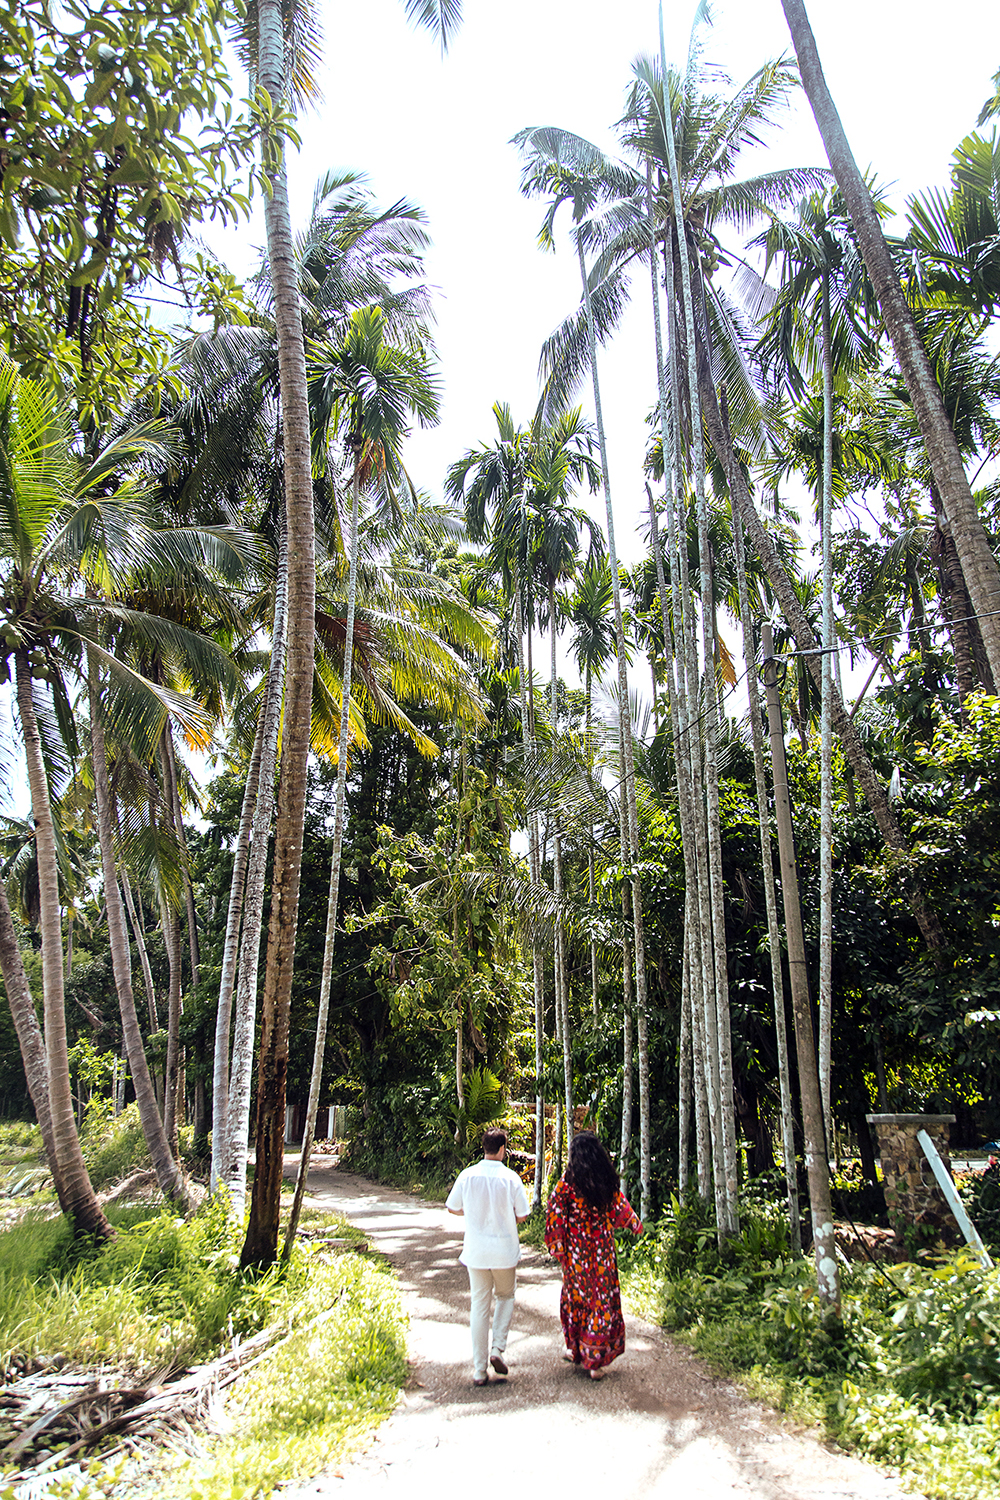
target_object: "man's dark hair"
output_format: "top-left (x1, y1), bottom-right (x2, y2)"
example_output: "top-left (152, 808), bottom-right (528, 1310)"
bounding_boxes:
top-left (565, 1131), bottom-right (619, 1210)
top-left (482, 1127), bottom-right (507, 1156)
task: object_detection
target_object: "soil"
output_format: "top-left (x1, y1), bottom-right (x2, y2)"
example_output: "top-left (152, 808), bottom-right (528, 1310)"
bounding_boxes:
top-left (280, 1162), bottom-right (913, 1500)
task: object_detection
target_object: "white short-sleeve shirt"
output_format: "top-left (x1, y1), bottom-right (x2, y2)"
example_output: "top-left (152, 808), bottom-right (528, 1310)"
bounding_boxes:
top-left (446, 1156), bottom-right (530, 1268)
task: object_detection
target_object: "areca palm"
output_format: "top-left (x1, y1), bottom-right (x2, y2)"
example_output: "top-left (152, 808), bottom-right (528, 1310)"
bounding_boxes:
top-left (528, 412), bottom-right (602, 1158)
top-left (447, 404), bottom-right (550, 1209)
top-left (239, 0), bottom-right (462, 1270)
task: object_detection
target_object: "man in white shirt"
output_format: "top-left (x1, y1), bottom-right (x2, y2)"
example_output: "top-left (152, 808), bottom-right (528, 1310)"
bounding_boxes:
top-left (446, 1126), bottom-right (530, 1386)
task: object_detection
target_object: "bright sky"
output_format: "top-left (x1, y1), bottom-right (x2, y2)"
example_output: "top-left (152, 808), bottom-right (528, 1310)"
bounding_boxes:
top-left (203, 0), bottom-right (1000, 571)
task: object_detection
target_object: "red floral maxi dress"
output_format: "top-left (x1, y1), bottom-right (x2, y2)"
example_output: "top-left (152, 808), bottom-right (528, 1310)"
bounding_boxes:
top-left (544, 1180), bottom-right (643, 1371)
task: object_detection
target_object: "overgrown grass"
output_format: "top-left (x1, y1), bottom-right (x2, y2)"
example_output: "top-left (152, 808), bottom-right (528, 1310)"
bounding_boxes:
top-left (125, 1251), bottom-right (407, 1500)
top-left (0, 1198), bottom-right (310, 1373)
top-left (0, 1191), bottom-right (409, 1500)
top-left (0, 1120), bottom-right (41, 1156)
top-left (619, 1190), bottom-right (1000, 1500)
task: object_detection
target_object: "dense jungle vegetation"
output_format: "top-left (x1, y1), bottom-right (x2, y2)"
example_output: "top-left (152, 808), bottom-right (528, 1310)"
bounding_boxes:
top-left (3, 0), bottom-right (1000, 1492)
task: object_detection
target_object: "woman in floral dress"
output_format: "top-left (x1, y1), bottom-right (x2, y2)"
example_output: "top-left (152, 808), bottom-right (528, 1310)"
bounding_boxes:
top-left (544, 1131), bottom-right (643, 1379)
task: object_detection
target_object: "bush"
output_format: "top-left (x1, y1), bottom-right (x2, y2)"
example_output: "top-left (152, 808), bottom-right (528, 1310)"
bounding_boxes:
top-left (889, 1252), bottom-right (1000, 1414)
top-left (81, 1100), bottom-right (151, 1188)
top-left (960, 1158), bottom-right (1000, 1249)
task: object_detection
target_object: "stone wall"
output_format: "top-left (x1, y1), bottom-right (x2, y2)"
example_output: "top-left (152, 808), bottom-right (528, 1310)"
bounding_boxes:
top-left (866, 1112), bottom-right (958, 1256)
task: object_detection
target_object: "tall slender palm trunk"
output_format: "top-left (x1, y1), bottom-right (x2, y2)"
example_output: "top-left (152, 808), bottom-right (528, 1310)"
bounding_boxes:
top-left (576, 232), bottom-right (651, 1217)
top-left (780, 0), bottom-right (1000, 687)
top-left (15, 649), bottom-right (110, 1239)
top-left (88, 655), bottom-right (191, 1207)
top-left (225, 535), bottom-right (289, 1212)
top-left (818, 276), bottom-right (834, 1152)
top-left (729, 476), bottom-right (802, 1254)
top-left (514, 590), bottom-right (547, 1212)
top-left (0, 882), bottom-right (60, 1189)
top-left (549, 583), bottom-right (573, 1148)
top-left (761, 624), bottom-right (838, 1309)
top-left (284, 460), bottom-right (363, 1258)
top-left (656, 56), bottom-right (738, 1232)
top-left (210, 707), bottom-right (265, 1193)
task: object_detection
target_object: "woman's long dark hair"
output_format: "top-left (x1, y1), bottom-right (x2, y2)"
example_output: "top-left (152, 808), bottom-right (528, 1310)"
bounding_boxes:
top-left (565, 1131), bottom-right (619, 1210)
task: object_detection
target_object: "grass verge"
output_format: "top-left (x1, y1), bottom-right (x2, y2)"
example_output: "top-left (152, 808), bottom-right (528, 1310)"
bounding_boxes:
top-left (619, 1193), bottom-right (1000, 1500)
top-left (0, 1188), bottom-right (408, 1500)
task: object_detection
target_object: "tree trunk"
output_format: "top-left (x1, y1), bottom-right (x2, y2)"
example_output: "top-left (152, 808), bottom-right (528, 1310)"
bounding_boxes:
top-left (210, 698), bottom-right (265, 1192)
top-left (730, 499), bottom-right (802, 1255)
top-left (576, 231), bottom-right (651, 1218)
top-left (161, 896), bottom-right (183, 1159)
top-left (283, 457), bottom-right (362, 1259)
top-left (780, 0), bottom-right (1000, 687)
top-left (88, 652), bottom-right (192, 1207)
top-left (762, 624), bottom-right (838, 1309)
top-left (549, 583), bottom-right (573, 1150)
top-left (702, 373), bottom-right (947, 953)
top-left (14, 649), bottom-right (110, 1239)
top-left (513, 588), bottom-right (547, 1214)
top-left (818, 275), bottom-right (834, 1155)
top-left (225, 529), bottom-right (289, 1211)
top-left (0, 883), bottom-right (61, 1190)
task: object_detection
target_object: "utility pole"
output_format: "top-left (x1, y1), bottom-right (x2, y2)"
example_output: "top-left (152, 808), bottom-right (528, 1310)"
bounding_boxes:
top-left (760, 623), bottom-right (839, 1311)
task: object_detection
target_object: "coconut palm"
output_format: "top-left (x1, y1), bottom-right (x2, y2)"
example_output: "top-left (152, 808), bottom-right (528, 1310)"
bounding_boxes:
top-left (0, 362), bottom-right (247, 1233)
top-left (238, 0), bottom-right (464, 1269)
top-left (779, 0), bottom-right (1000, 688)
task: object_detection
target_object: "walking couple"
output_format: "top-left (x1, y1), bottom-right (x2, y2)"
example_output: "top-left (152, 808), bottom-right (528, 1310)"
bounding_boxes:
top-left (446, 1126), bottom-right (643, 1387)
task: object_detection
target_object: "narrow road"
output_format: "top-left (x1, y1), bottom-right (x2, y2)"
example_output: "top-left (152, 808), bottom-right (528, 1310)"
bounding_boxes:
top-left (282, 1163), bottom-right (910, 1500)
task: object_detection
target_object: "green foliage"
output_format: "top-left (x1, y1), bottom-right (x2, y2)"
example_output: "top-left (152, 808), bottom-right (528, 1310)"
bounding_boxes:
top-left (0, 0), bottom-right (256, 421)
top-left (146, 1254), bottom-right (406, 1499)
top-left (80, 1100), bottom-right (151, 1188)
top-left (447, 1065), bottom-right (505, 1143)
top-left (960, 1158), bottom-right (1000, 1248)
top-left (624, 1173), bottom-right (1000, 1500)
top-left (0, 1211), bottom-right (407, 1500)
top-left (890, 1252), bottom-right (1000, 1413)
top-left (0, 1196), bottom-right (315, 1372)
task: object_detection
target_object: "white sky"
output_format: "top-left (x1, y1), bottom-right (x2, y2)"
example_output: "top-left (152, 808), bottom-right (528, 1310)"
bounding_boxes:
top-left (202, 0), bottom-right (1000, 571)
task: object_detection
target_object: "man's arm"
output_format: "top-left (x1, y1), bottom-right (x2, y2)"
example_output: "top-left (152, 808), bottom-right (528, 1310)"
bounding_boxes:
top-left (515, 1212), bottom-right (529, 1223)
top-left (447, 1207), bottom-right (464, 1216)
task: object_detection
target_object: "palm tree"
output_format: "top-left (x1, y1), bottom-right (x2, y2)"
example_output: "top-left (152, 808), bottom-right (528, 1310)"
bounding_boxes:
top-left (237, 0), bottom-right (463, 1269)
top-left (528, 413), bottom-right (602, 1158)
top-left (0, 363), bottom-right (243, 1234)
top-left (568, 559), bottom-right (616, 1018)
top-left (754, 187), bottom-right (881, 1145)
top-left (514, 140), bottom-right (658, 1217)
top-left (283, 303), bottom-right (443, 1255)
top-left (779, 0), bottom-right (1000, 688)
top-left (236, 0), bottom-right (461, 1254)
top-left (447, 405), bottom-right (550, 1210)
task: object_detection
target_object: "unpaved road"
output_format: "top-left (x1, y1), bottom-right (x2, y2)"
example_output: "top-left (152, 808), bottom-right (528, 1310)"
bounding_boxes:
top-left (281, 1163), bottom-right (912, 1500)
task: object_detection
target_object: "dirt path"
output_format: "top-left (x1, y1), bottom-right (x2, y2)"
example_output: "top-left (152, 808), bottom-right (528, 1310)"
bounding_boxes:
top-left (281, 1163), bottom-right (911, 1500)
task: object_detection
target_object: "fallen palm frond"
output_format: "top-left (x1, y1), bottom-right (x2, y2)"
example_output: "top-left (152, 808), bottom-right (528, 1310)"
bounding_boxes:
top-left (2, 1296), bottom-right (349, 1483)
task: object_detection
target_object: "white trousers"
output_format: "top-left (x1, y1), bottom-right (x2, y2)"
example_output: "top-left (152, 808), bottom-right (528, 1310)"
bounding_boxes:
top-left (467, 1266), bottom-right (516, 1380)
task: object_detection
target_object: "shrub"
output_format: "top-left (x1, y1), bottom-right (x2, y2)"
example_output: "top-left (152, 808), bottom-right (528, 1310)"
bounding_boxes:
top-left (889, 1252), bottom-right (1000, 1414)
top-left (81, 1100), bottom-right (150, 1188)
